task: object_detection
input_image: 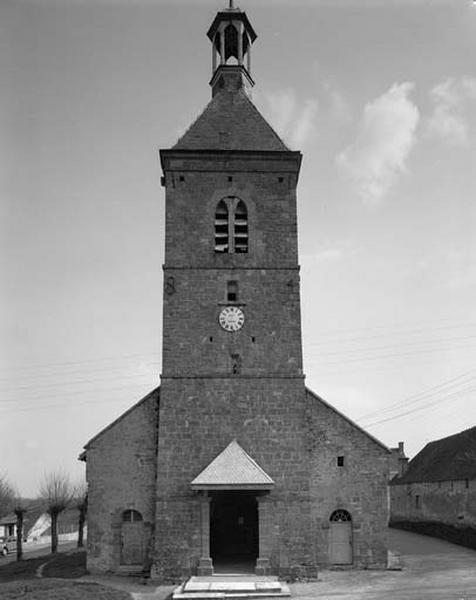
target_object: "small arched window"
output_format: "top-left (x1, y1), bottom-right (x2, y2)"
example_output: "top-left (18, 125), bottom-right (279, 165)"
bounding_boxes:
top-left (330, 509), bottom-right (352, 523)
top-left (214, 197), bottom-right (248, 254)
top-left (122, 509), bottom-right (143, 523)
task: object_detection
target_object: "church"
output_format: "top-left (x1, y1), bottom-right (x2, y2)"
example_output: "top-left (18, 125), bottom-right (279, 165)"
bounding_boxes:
top-left (81, 2), bottom-right (394, 581)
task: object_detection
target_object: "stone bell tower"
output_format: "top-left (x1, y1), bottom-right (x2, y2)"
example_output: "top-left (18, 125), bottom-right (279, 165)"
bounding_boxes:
top-left (82, 1), bottom-right (392, 581)
top-left (153, 0), bottom-right (315, 581)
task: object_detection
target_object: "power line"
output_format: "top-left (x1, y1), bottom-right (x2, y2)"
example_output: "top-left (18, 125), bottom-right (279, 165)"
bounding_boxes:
top-left (305, 340), bottom-right (476, 366)
top-left (0, 363), bottom-right (159, 395)
top-left (0, 350), bottom-right (160, 376)
top-left (305, 321), bottom-right (476, 347)
top-left (355, 369), bottom-right (476, 421)
top-left (305, 333), bottom-right (476, 357)
top-left (362, 384), bottom-right (476, 429)
top-left (0, 382), bottom-right (156, 415)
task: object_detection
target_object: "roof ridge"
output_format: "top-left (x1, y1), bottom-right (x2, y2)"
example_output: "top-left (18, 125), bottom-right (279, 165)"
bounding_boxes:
top-left (80, 386), bottom-right (160, 454)
top-left (305, 387), bottom-right (391, 453)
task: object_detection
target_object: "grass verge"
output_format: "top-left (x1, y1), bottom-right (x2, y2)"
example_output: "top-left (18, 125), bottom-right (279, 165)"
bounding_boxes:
top-left (0, 550), bottom-right (87, 582)
top-left (0, 579), bottom-right (132, 600)
top-left (0, 552), bottom-right (131, 599)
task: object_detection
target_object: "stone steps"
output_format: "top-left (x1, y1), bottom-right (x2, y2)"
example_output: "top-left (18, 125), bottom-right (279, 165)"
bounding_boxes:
top-left (173, 577), bottom-right (291, 600)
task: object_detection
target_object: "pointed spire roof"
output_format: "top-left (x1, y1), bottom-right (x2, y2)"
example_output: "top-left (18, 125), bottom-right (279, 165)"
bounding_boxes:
top-left (190, 440), bottom-right (275, 489)
top-left (173, 89), bottom-right (289, 152)
top-left (170, 3), bottom-right (291, 153)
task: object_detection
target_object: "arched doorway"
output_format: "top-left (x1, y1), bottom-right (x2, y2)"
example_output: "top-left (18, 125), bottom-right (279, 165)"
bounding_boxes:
top-left (329, 509), bottom-right (353, 565)
top-left (210, 491), bottom-right (258, 573)
top-left (120, 509), bottom-right (144, 566)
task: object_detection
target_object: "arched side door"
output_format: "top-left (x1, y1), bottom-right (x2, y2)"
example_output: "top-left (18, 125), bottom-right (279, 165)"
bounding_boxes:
top-left (120, 509), bottom-right (144, 566)
top-left (329, 509), bottom-right (353, 565)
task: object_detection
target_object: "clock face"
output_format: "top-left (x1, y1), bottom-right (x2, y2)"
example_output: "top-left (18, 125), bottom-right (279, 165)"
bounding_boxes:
top-left (219, 306), bottom-right (245, 332)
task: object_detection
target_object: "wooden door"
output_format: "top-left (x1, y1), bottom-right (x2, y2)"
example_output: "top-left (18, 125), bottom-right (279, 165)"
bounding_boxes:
top-left (329, 520), bottom-right (352, 564)
top-left (120, 522), bottom-right (144, 565)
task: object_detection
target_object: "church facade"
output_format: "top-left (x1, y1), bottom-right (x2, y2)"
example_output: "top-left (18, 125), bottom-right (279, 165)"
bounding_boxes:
top-left (81, 4), bottom-right (393, 581)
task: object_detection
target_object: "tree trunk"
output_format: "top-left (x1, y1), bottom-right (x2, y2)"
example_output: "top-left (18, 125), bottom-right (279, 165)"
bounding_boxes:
top-left (51, 511), bottom-right (58, 554)
top-left (15, 510), bottom-right (24, 561)
top-left (77, 506), bottom-right (86, 548)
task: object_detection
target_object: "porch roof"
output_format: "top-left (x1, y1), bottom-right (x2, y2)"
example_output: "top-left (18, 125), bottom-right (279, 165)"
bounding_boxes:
top-left (190, 440), bottom-right (275, 490)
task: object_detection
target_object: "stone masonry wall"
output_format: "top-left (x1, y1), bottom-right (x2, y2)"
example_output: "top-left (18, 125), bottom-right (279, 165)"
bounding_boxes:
top-left (153, 377), bottom-right (314, 581)
top-left (391, 479), bottom-right (476, 528)
top-left (161, 154), bottom-right (300, 270)
top-left (162, 268), bottom-right (302, 378)
top-left (85, 389), bottom-right (159, 573)
top-left (306, 390), bottom-right (390, 568)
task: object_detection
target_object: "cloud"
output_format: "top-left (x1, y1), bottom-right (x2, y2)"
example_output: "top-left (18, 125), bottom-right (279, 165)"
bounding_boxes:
top-left (426, 76), bottom-right (476, 146)
top-left (259, 89), bottom-right (318, 149)
top-left (301, 239), bottom-right (355, 264)
top-left (336, 82), bottom-right (419, 206)
top-left (322, 82), bottom-right (351, 121)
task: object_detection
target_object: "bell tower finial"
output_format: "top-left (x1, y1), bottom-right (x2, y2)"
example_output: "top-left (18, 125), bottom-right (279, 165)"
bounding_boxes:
top-left (207, 4), bottom-right (257, 97)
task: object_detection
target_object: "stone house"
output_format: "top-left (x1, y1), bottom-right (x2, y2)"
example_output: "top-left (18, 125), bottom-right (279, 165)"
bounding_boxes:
top-left (390, 426), bottom-right (476, 549)
top-left (0, 506), bottom-right (84, 544)
top-left (0, 515), bottom-right (16, 539)
top-left (81, 3), bottom-right (397, 581)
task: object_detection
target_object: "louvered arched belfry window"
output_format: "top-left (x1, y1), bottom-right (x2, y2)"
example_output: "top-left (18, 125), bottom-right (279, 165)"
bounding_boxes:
top-left (214, 197), bottom-right (248, 254)
top-left (214, 200), bottom-right (229, 253)
top-left (234, 200), bottom-right (248, 253)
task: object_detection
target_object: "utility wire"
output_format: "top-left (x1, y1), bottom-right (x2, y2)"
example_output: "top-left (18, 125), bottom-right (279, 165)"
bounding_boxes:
top-left (306, 340), bottom-right (476, 366)
top-left (363, 384), bottom-right (476, 429)
top-left (355, 369), bottom-right (476, 421)
top-left (306, 321), bottom-right (476, 347)
top-left (0, 382), bottom-right (156, 414)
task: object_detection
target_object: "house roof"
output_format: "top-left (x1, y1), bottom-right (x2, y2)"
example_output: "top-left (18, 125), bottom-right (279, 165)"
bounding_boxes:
top-left (0, 514), bottom-right (16, 526)
top-left (306, 387), bottom-right (391, 453)
top-left (391, 426), bottom-right (476, 485)
top-left (80, 386), bottom-right (160, 457)
top-left (191, 440), bottom-right (274, 490)
top-left (173, 89), bottom-right (289, 152)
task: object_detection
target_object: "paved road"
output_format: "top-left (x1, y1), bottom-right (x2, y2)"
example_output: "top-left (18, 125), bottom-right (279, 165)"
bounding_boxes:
top-left (0, 540), bottom-right (77, 564)
top-left (290, 528), bottom-right (476, 600)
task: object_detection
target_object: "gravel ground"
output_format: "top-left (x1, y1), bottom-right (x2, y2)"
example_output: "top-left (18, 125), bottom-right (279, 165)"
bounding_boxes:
top-left (289, 528), bottom-right (476, 600)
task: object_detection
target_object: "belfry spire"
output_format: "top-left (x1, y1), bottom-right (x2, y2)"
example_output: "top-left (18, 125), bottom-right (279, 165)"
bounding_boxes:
top-left (207, 3), bottom-right (257, 97)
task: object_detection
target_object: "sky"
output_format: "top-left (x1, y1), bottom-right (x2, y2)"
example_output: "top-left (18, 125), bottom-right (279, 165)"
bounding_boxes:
top-left (1, 0), bottom-right (475, 497)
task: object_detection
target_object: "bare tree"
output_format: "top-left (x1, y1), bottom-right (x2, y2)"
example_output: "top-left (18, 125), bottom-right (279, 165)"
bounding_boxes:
top-left (12, 495), bottom-right (28, 561)
top-left (0, 477), bottom-right (27, 561)
top-left (0, 475), bottom-right (15, 518)
top-left (39, 470), bottom-right (73, 554)
top-left (73, 481), bottom-right (88, 548)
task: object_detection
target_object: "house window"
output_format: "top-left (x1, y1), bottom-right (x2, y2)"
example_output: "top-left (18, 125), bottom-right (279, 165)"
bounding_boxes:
top-left (214, 197), bottom-right (248, 254)
top-left (337, 456), bottom-right (345, 467)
